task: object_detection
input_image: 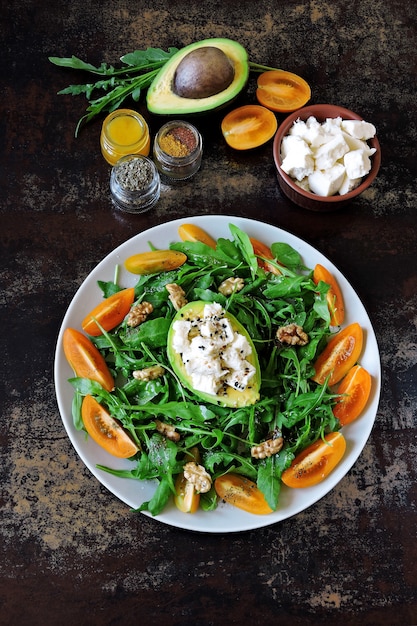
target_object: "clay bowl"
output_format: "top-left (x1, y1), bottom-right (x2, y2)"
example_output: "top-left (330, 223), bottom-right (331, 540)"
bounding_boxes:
top-left (273, 104), bottom-right (381, 211)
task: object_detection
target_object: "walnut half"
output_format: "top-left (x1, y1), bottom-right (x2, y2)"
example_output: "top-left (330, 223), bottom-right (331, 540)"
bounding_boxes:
top-left (155, 419), bottom-right (180, 442)
top-left (183, 461), bottom-right (212, 493)
top-left (218, 277), bottom-right (244, 296)
top-left (127, 301), bottom-right (153, 327)
top-left (166, 283), bottom-right (187, 311)
top-left (276, 323), bottom-right (309, 346)
top-left (251, 435), bottom-right (284, 459)
top-left (133, 365), bottom-right (165, 381)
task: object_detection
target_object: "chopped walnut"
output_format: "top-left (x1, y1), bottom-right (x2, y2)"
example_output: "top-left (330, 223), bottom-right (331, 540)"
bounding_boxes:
top-left (183, 461), bottom-right (212, 493)
top-left (218, 277), bottom-right (244, 296)
top-left (155, 419), bottom-right (180, 442)
top-left (127, 301), bottom-right (153, 327)
top-left (251, 435), bottom-right (284, 459)
top-left (166, 283), bottom-right (187, 311)
top-left (132, 365), bottom-right (165, 381)
top-left (276, 323), bottom-right (309, 346)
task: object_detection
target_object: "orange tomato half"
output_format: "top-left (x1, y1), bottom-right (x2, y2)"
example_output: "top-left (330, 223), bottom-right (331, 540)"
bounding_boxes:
top-left (256, 70), bottom-right (311, 113)
top-left (63, 327), bottom-right (114, 391)
top-left (82, 287), bottom-right (135, 336)
top-left (333, 365), bottom-right (372, 426)
top-left (281, 432), bottom-right (346, 488)
top-left (250, 237), bottom-right (281, 275)
top-left (312, 322), bottom-right (363, 386)
top-left (313, 264), bottom-right (345, 326)
top-left (221, 105), bottom-right (278, 150)
top-left (81, 395), bottom-right (139, 458)
top-left (178, 223), bottom-right (216, 249)
top-left (214, 473), bottom-right (273, 515)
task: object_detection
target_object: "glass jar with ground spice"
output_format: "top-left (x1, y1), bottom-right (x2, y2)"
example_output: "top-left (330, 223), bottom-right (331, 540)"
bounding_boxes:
top-left (110, 154), bottom-right (160, 213)
top-left (153, 120), bottom-right (203, 182)
top-left (101, 109), bottom-right (151, 166)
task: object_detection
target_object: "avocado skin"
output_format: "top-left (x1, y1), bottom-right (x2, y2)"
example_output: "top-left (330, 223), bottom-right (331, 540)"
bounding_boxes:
top-left (147, 38), bottom-right (249, 116)
top-left (167, 301), bottom-right (261, 408)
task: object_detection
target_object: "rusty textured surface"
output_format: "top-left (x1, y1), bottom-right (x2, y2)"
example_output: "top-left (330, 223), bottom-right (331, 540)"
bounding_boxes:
top-left (1, 1), bottom-right (416, 624)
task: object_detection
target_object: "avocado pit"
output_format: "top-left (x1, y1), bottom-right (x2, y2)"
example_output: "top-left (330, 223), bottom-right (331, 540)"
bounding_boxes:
top-left (173, 47), bottom-right (235, 99)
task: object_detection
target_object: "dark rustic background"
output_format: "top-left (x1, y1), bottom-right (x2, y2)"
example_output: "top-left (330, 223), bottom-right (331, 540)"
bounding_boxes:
top-left (1, 1), bottom-right (416, 624)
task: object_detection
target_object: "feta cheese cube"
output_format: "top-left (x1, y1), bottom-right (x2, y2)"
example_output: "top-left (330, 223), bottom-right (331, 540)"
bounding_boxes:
top-left (308, 163), bottom-right (346, 197)
top-left (171, 320), bottom-right (192, 353)
top-left (281, 141), bottom-right (314, 181)
top-left (322, 117), bottom-right (343, 134)
top-left (338, 173), bottom-right (362, 195)
top-left (288, 118), bottom-right (309, 141)
top-left (341, 131), bottom-right (376, 156)
top-left (280, 134), bottom-right (307, 159)
top-left (343, 149), bottom-right (372, 179)
top-left (341, 120), bottom-right (376, 140)
top-left (313, 134), bottom-right (350, 170)
top-left (224, 361), bottom-right (256, 392)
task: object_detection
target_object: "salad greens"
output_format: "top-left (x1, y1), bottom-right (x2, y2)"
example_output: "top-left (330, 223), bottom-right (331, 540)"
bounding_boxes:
top-left (68, 224), bottom-right (339, 516)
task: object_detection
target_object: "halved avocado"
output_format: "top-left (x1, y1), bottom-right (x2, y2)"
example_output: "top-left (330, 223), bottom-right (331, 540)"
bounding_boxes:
top-left (147, 38), bottom-right (249, 115)
top-left (167, 301), bottom-right (260, 408)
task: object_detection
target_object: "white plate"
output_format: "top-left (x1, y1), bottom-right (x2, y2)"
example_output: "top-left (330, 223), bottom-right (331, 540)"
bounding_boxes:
top-left (54, 215), bottom-right (381, 533)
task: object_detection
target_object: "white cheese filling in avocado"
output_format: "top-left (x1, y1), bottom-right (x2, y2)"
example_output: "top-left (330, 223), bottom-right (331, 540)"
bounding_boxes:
top-left (171, 302), bottom-right (256, 396)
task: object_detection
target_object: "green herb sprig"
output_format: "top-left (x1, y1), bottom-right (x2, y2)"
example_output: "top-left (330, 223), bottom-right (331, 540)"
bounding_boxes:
top-left (49, 47), bottom-right (179, 136)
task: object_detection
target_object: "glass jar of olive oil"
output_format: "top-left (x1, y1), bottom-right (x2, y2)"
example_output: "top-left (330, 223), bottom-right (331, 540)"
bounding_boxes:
top-left (100, 109), bottom-right (151, 165)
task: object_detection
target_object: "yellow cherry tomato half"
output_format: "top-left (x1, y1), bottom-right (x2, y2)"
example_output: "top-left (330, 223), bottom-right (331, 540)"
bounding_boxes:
top-left (178, 223), bottom-right (217, 249)
top-left (174, 447), bottom-right (202, 514)
top-left (333, 365), bottom-right (372, 426)
top-left (221, 105), bottom-right (278, 150)
top-left (313, 264), bottom-right (345, 327)
top-left (174, 473), bottom-right (200, 513)
top-left (124, 250), bottom-right (187, 275)
top-left (214, 473), bottom-right (273, 515)
top-left (312, 322), bottom-right (363, 386)
top-left (82, 287), bottom-right (135, 336)
top-left (81, 395), bottom-right (139, 458)
top-left (281, 432), bottom-right (346, 488)
top-left (256, 70), bottom-right (311, 113)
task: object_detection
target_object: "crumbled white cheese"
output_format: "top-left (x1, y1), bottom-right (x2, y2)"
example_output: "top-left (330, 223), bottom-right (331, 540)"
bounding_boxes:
top-left (308, 163), bottom-right (346, 197)
top-left (171, 302), bottom-right (256, 396)
top-left (281, 115), bottom-right (377, 196)
top-left (343, 149), bottom-right (372, 179)
top-left (338, 173), bottom-right (362, 195)
top-left (313, 134), bottom-right (350, 170)
top-left (281, 140), bottom-right (314, 181)
top-left (340, 119), bottom-right (376, 140)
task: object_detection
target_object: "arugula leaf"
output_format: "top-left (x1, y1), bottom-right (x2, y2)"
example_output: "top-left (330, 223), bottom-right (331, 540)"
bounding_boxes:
top-left (49, 46), bottom-right (179, 135)
top-left (229, 223), bottom-right (258, 279)
top-left (121, 47), bottom-right (179, 67)
top-left (256, 456), bottom-right (282, 510)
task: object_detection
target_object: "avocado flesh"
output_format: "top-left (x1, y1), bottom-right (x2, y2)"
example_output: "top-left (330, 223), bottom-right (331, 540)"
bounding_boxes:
top-left (147, 38), bottom-right (249, 115)
top-left (167, 301), bottom-right (261, 408)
